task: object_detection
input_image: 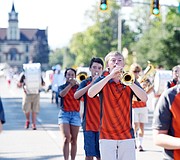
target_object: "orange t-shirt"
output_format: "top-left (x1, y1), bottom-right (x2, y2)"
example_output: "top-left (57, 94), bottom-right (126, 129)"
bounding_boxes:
top-left (97, 71), bottom-right (134, 140)
top-left (59, 83), bottom-right (80, 112)
top-left (78, 77), bottom-right (100, 132)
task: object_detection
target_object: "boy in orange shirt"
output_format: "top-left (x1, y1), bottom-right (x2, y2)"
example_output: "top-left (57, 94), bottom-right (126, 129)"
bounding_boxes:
top-left (74, 57), bottom-right (104, 160)
top-left (88, 51), bottom-right (147, 160)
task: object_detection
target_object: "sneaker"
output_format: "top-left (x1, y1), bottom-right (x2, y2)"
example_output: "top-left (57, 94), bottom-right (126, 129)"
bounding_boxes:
top-left (24, 121), bottom-right (30, 129)
top-left (32, 124), bottom-right (37, 130)
top-left (138, 145), bottom-right (144, 152)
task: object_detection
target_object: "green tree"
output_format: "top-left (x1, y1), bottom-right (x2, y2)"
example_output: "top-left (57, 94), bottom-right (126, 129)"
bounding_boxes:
top-left (160, 8), bottom-right (180, 69)
top-left (49, 48), bottom-right (63, 67)
top-left (49, 1), bottom-right (180, 70)
top-left (69, 1), bottom-right (121, 66)
top-left (130, 8), bottom-right (180, 69)
top-left (49, 47), bottom-right (75, 69)
top-left (62, 47), bottom-right (76, 68)
top-left (51, 1), bottom-right (139, 67)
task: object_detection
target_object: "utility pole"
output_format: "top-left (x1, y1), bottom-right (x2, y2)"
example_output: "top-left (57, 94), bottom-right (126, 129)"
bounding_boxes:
top-left (118, 11), bottom-right (122, 52)
top-left (118, 0), bottom-right (133, 52)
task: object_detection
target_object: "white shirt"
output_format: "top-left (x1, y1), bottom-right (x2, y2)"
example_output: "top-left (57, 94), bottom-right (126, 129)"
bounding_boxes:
top-left (51, 70), bottom-right (64, 92)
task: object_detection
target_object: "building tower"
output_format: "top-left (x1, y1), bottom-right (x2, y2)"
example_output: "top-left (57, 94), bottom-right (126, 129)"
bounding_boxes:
top-left (7, 3), bottom-right (20, 40)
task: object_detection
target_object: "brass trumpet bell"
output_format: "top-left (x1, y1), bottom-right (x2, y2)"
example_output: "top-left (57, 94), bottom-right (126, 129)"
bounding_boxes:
top-left (121, 72), bottom-right (135, 86)
top-left (76, 72), bottom-right (88, 82)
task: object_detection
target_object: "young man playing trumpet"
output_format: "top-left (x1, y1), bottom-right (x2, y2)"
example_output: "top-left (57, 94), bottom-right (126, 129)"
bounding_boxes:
top-left (88, 51), bottom-right (147, 160)
top-left (74, 57), bottom-right (104, 160)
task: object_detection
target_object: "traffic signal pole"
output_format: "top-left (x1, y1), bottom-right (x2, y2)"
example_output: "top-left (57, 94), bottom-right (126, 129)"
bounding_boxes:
top-left (117, 0), bottom-right (178, 52)
top-left (118, 11), bottom-right (122, 52)
top-left (132, 1), bottom-right (178, 7)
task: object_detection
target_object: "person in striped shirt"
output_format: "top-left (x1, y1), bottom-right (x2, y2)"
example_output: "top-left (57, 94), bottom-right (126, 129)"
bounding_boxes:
top-left (88, 51), bottom-right (148, 160)
top-left (58, 68), bottom-right (81, 160)
top-left (153, 65), bottom-right (180, 160)
top-left (74, 57), bottom-right (104, 160)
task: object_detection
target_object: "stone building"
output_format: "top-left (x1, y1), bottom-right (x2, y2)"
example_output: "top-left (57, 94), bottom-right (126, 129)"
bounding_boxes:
top-left (0, 3), bottom-right (49, 71)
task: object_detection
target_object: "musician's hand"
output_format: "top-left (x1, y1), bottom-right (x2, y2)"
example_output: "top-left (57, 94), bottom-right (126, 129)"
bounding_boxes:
top-left (110, 66), bottom-right (123, 79)
top-left (69, 78), bottom-right (78, 87)
top-left (92, 73), bottom-right (99, 83)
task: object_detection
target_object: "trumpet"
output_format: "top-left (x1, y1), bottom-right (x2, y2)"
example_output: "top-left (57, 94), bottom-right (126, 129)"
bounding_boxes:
top-left (76, 72), bottom-right (88, 82)
top-left (121, 72), bottom-right (135, 86)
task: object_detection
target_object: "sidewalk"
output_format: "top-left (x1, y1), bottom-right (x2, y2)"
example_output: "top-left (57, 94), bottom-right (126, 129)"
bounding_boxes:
top-left (0, 91), bottom-right (85, 160)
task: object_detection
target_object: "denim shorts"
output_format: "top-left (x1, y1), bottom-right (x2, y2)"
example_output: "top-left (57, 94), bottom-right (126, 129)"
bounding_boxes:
top-left (83, 131), bottom-right (100, 157)
top-left (58, 110), bottom-right (81, 126)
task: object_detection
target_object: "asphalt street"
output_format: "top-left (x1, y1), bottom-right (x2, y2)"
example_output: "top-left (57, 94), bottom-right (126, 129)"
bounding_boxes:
top-left (0, 76), bottom-right (163, 160)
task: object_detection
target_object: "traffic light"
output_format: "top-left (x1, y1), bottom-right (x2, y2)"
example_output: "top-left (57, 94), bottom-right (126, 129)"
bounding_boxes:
top-left (99, 0), bottom-right (108, 11)
top-left (151, 0), bottom-right (160, 16)
top-left (178, 2), bottom-right (180, 13)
